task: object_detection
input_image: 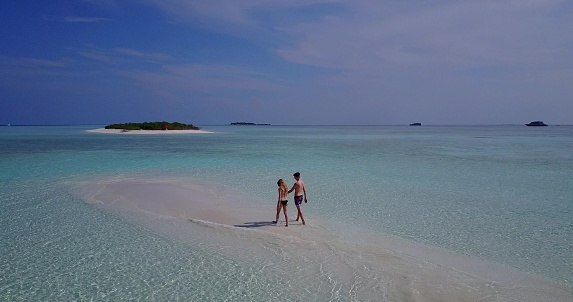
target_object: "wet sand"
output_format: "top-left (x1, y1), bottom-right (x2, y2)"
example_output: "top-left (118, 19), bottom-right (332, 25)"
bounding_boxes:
top-left (73, 177), bottom-right (310, 238)
top-left (70, 177), bottom-right (573, 301)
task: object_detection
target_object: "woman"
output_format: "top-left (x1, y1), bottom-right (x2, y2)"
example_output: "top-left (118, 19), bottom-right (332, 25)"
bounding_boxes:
top-left (273, 179), bottom-right (289, 227)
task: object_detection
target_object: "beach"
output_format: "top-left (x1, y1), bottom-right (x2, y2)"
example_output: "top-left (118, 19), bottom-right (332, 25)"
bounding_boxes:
top-left (1, 125), bottom-right (572, 301)
top-left (68, 176), bottom-right (572, 301)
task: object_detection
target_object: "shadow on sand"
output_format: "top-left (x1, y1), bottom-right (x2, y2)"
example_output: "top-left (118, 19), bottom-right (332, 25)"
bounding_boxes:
top-left (234, 221), bottom-right (276, 228)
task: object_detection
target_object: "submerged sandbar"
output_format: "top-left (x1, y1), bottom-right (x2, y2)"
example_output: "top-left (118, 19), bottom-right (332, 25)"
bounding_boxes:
top-left (73, 178), bottom-right (243, 224)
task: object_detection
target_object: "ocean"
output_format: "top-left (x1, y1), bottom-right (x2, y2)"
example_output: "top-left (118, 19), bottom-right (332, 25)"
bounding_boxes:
top-left (1, 125), bottom-right (572, 301)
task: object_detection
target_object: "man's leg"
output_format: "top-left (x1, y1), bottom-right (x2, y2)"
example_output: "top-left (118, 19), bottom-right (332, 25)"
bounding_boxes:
top-left (295, 204), bottom-right (305, 225)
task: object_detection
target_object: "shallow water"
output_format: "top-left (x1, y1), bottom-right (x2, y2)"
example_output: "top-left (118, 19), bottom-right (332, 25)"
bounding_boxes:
top-left (1, 125), bottom-right (572, 300)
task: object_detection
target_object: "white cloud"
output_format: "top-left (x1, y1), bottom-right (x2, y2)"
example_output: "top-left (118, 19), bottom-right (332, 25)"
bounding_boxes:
top-left (137, 0), bottom-right (572, 78)
top-left (43, 15), bottom-right (110, 23)
top-left (77, 51), bottom-right (113, 63)
top-left (72, 45), bottom-right (173, 65)
top-left (64, 16), bottom-right (110, 23)
top-left (276, 0), bottom-right (573, 73)
top-left (127, 0), bottom-right (573, 124)
top-left (82, 0), bottom-right (116, 7)
top-left (0, 56), bottom-right (72, 68)
top-left (114, 48), bottom-right (172, 62)
top-left (11, 0), bottom-right (571, 124)
top-left (119, 63), bottom-right (283, 97)
top-left (139, 0), bottom-right (343, 33)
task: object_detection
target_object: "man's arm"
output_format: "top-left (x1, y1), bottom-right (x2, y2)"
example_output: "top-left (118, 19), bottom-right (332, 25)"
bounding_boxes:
top-left (303, 183), bottom-right (308, 202)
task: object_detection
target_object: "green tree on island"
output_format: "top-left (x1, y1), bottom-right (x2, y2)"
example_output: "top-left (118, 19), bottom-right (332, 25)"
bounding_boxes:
top-left (105, 122), bottom-right (200, 131)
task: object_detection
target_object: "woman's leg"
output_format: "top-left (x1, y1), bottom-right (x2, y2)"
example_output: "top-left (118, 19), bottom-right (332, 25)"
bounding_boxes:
top-left (274, 201), bottom-right (281, 223)
top-left (283, 205), bottom-right (288, 227)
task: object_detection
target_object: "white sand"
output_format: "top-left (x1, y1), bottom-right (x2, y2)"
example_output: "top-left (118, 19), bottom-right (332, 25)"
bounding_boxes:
top-left (69, 177), bottom-right (573, 301)
top-left (86, 128), bottom-right (213, 134)
top-left (72, 178), bottom-right (241, 223)
top-left (72, 177), bottom-right (304, 235)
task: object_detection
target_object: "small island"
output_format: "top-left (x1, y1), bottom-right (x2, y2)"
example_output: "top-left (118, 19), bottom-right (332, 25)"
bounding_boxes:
top-left (105, 121), bottom-right (200, 131)
top-left (87, 121), bottom-right (211, 134)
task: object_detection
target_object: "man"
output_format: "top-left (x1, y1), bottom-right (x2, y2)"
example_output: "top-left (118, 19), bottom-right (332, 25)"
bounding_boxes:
top-left (288, 172), bottom-right (307, 225)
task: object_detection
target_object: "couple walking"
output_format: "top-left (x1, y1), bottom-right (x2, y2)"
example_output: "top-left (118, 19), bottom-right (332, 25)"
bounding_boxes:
top-left (274, 172), bottom-right (307, 227)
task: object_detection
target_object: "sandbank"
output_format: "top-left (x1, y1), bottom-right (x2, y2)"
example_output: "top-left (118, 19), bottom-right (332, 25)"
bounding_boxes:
top-left (69, 177), bottom-right (573, 301)
top-left (71, 177), bottom-right (304, 236)
top-left (86, 128), bottom-right (213, 134)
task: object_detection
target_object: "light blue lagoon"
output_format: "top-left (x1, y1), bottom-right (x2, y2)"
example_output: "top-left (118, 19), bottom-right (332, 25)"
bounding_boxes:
top-left (1, 125), bottom-right (572, 301)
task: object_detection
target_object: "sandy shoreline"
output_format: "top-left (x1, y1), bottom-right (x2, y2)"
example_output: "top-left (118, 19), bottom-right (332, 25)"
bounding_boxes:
top-left (69, 177), bottom-right (573, 301)
top-left (86, 128), bottom-right (213, 134)
top-left (71, 177), bottom-right (300, 235)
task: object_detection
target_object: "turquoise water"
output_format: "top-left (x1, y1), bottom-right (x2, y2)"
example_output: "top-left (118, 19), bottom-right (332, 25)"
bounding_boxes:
top-left (1, 125), bottom-right (572, 300)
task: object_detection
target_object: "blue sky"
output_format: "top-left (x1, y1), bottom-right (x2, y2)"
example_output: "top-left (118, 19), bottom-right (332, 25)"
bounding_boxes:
top-left (1, 0), bottom-right (572, 125)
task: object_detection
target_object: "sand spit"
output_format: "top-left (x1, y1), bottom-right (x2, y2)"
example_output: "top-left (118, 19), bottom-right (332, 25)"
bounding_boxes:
top-left (69, 177), bottom-right (573, 301)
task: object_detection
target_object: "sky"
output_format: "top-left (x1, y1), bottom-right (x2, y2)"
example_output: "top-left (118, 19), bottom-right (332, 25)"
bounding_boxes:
top-left (1, 0), bottom-right (572, 125)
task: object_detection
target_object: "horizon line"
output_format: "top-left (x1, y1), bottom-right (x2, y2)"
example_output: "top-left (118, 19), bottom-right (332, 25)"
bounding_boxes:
top-left (2, 123), bottom-right (572, 127)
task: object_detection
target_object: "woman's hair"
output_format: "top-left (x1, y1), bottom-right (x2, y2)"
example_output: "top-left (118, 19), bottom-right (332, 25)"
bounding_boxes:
top-left (277, 179), bottom-right (288, 192)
